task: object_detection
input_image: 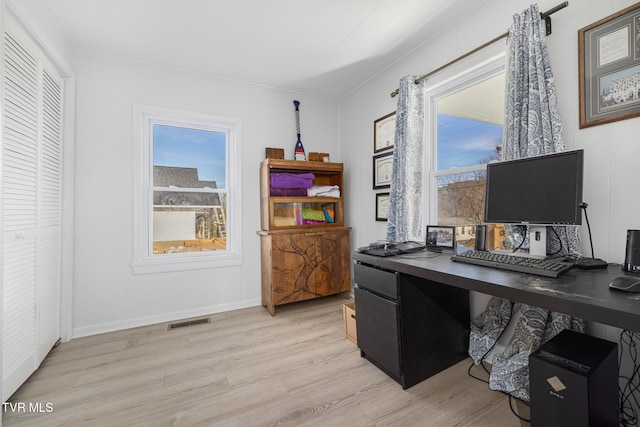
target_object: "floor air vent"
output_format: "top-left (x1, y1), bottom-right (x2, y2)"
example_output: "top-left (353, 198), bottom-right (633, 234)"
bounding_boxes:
top-left (168, 317), bottom-right (211, 330)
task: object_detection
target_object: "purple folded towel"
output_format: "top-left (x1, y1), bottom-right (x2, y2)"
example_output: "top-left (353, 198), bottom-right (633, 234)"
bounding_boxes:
top-left (270, 173), bottom-right (315, 189)
top-left (270, 188), bottom-right (308, 197)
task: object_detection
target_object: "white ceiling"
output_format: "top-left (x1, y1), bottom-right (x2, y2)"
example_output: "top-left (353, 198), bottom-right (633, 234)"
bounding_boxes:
top-left (41, 0), bottom-right (494, 99)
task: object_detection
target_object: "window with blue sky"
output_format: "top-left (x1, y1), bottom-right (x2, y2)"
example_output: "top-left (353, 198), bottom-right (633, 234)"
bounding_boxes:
top-left (437, 114), bottom-right (503, 171)
top-left (153, 124), bottom-right (227, 187)
top-left (151, 124), bottom-right (229, 254)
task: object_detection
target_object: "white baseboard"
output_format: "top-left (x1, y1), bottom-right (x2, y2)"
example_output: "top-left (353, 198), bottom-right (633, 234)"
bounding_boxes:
top-left (71, 298), bottom-right (261, 339)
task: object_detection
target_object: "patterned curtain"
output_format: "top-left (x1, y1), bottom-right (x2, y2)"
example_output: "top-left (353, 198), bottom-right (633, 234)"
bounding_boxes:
top-left (468, 4), bottom-right (585, 403)
top-left (386, 75), bottom-right (425, 243)
top-left (502, 5), bottom-right (564, 159)
top-left (502, 2), bottom-right (582, 256)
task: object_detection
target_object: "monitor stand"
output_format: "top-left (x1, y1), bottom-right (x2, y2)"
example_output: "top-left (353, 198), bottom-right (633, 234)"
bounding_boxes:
top-left (528, 225), bottom-right (547, 259)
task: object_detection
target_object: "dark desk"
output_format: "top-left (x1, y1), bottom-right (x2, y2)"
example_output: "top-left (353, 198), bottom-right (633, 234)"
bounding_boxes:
top-left (353, 251), bottom-right (640, 333)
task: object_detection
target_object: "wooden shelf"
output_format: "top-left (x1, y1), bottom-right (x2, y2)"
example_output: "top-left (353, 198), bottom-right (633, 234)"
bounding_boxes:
top-left (262, 158), bottom-right (344, 173)
top-left (268, 196), bottom-right (341, 204)
top-left (260, 159), bottom-right (345, 230)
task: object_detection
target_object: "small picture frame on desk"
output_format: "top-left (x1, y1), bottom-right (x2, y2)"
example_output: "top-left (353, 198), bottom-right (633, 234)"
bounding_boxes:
top-left (375, 192), bottom-right (390, 221)
top-left (373, 152), bottom-right (393, 189)
top-left (426, 225), bottom-right (455, 251)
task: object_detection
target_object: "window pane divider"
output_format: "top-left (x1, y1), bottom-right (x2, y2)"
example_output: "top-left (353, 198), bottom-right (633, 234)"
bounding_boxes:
top-left (433, 163), bottom-right (487, 177)
top-left (152, 186), bottom-right (226, 193)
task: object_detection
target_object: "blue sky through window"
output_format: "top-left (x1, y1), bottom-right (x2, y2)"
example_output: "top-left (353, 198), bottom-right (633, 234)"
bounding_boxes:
top-left (153, 124), bottom-right (227, 188)
top-left (437, 114), bottom-right (502, 170)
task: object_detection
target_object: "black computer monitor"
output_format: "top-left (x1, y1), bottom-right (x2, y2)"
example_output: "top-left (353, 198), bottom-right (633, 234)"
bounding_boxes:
top-left (484, 149), bottom-right (584, 256)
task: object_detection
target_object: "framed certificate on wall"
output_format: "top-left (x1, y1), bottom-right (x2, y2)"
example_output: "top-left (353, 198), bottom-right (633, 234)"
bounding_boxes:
top-left (373, 152), bottom-right (393, 189)
top-left (374, 112), bottom-right (396, 152)
top-left (376, 193), bottom-right (390, 221)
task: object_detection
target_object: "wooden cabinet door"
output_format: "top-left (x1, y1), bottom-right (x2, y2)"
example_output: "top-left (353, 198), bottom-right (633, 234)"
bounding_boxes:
top-left (270, 229), bottom-right (350, 303)
top-left (270, 232), bottom-right (318, 306)
top-left (315, 230), bottom-right (350, 296)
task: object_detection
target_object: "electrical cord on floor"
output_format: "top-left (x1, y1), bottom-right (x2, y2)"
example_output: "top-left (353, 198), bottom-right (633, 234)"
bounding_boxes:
top-left (619, 330), bottom-right (639, 426)
top-left (508, 395), bottom-right (530, 423)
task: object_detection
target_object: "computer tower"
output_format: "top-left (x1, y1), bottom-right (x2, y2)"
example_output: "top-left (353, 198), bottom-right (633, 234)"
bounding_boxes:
top-left (529, 329), bottom-right (618, 426)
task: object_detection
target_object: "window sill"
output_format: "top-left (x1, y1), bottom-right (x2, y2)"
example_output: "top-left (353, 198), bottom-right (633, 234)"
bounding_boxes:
top-left (131, 252), bottom-right (242, 275)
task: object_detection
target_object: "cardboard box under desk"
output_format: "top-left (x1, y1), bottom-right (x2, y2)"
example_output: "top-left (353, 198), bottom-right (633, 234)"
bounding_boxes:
top-left (343, 302), bottom-right (357, 345)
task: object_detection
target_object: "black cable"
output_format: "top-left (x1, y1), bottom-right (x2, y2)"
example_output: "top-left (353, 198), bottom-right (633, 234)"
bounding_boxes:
top-left (476, 301), bottom-right (515, 362)
top-left (467, 361), bottom-right (489, 384)
top-left (619, 330), bottom-right (640, 426)
top-left (580, 202), bottom-right (596, 258)
top-left (548, 226), bottom-right (563, 256)
top-left (509, 395), bottom-right (531, 422)
top-left (512, 225), bottom-right (528, 253)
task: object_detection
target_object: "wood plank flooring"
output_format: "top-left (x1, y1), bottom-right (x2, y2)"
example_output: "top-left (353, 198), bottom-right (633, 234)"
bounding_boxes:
top-left (3, 295), bottom-right (530, 426)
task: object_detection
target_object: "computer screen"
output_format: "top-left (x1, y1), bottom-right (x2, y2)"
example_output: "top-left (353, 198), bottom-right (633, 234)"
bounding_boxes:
top-left (484, 150), bottom-right (584, 226)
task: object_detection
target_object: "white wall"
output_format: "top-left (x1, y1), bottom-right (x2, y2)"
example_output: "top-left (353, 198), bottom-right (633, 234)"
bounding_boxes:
top-left (71, 54), bottom-right (341, 336)
top-left (340, 0), bottom-right (639, 338)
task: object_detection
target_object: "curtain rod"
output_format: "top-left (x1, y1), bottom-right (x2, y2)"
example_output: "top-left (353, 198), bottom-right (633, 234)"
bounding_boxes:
top-left (390, 1), bottom-right (568, 97)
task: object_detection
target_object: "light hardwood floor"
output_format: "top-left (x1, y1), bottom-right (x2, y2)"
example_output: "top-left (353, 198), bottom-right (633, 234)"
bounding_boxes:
top-left (3, 295), bottom-right (530, 426)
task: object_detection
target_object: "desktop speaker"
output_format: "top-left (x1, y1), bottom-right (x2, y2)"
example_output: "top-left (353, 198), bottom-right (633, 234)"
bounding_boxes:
top-left (623, 229), bottom-right (640, 273)
top-left (529, 329), bottom-right (618, 426)
top-left (475, 225), bottom-right (487, 251)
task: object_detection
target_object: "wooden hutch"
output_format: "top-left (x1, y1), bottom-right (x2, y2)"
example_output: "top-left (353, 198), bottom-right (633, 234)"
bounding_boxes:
top-left (258, 158), bottom-right (351, 315)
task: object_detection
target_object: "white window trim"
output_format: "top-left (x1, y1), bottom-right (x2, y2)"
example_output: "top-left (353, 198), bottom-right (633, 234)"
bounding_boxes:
top-left (131, 104), bottom-right (242, 274)
top-left (423, 50), bottom-right (506, 225)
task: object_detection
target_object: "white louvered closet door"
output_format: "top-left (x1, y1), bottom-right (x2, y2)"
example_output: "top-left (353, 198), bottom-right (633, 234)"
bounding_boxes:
top-left (2, 17), bottom-right (64, 401)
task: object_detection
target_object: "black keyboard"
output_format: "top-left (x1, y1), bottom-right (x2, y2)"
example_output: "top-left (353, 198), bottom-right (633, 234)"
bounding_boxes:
top-left (450, 250), bottom-right (574, 278)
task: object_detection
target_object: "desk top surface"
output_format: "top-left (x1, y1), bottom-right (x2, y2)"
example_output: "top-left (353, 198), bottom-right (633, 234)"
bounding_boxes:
top-left (353, 251), bottom-right (640, 333)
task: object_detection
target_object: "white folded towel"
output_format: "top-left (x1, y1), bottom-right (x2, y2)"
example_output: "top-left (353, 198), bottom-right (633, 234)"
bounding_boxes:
top-left (307, 185), bottom-right (340, 198)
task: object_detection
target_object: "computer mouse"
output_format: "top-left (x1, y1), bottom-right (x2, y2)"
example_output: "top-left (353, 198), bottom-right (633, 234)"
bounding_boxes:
top-left (609, 276), bottom-right (640, 293)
